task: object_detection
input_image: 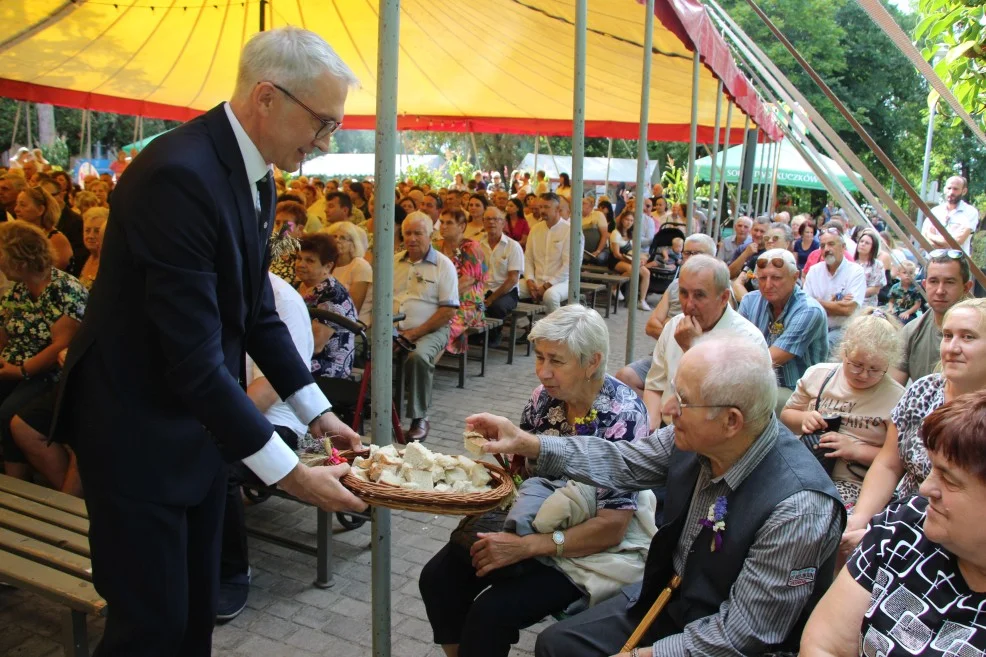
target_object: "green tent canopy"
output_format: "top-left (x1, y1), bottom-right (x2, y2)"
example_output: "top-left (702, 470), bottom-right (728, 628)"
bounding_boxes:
top-left (695, 139), bottom-right (860, 192)
top-left (121, 129), bottom-right (171, 154)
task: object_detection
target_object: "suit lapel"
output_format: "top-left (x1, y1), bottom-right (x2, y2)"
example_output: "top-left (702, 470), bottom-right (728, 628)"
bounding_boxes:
top-left (204, 105), bottom-right (262, 306)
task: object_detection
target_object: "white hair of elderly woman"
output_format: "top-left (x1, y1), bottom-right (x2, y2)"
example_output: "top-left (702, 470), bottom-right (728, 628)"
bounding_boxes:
top-left (680, 254), bottom-right (730, 296)
top-left (234, 27), bottom-right (360, 101)
top-left (528, 304), bottom-right (609, 378)
top-left (402, 211), bottom-right (434, 234)
top-left (759, 248), bottom-right (799, 275)
top-left (684, 233), bottom-right (716, 255)
top-left (693, 331), bottom-right (776, 435)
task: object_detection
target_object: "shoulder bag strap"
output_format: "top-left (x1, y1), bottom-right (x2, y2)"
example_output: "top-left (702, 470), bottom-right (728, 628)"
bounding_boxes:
top-left (814, 365), bottom-right (840, 412)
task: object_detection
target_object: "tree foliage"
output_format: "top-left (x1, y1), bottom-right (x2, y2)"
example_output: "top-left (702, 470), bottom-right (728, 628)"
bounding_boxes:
top-left (915, 0), bottom-right (986, 126)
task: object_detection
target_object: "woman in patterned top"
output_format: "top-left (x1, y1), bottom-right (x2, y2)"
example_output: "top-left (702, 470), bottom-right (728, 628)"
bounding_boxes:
top-left (0, 221), bottom-right (87, 481)
top-left (293, 233), bottom-right (357, 380)
top-left (269, 200), bottom-right (307, 285)
top-left (802, 392), bottom-right (986, 657)
top-left (436, 208), bottom-right (486, 355)
top-left (842, 298), bottom-right (986, 558)
top-left (77, 207), bottom-right (108, 290)
top-left (419, 305), bottom-right (650, 657)
top-left (14, 185), bottom-right (74, 273)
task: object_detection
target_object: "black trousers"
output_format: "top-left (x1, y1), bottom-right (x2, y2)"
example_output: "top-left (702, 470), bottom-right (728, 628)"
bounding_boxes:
top-left (485, 288), bottom-right (519, 320)
top-left (534, 581), bottom-right (678, 657)
top-left (221, 425), bottom-right (298, 580)
top-left (85, 468), bottom-right (227, 657)
top-left (419, 543), bottom-right (581, 657)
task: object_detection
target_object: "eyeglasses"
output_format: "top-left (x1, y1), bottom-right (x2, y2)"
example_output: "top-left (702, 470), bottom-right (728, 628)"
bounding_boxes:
top-left (267, 82), bottom-right (342, 140)
top-left (929, 249), bottom-right (964, 260)
top-left (844, 359), bottom-right (888, 378)
top-left (756, 257), bottom-right (788, 269)
top-left (682, 249), bottom-right (705, 257)
top-left (820, 227), bottom-right (842, 236)
top-left (668, 382), bottom-right (740, 413)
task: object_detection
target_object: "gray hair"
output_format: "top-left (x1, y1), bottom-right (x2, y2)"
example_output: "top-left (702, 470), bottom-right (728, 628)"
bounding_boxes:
top-left (325, 221), bottom-right (366, 258)
top-left (759, 248), bottom-right (799, 275)
top-left (1, 173), bottom-right (27, 193)
top-left (684, 233), bottom-right (716, 255)
top-left (753, 216), bottom-right (771, 227)
top-left (234, 27), bottom-right (360, 102)
top-left (680, 254), bottom-right (730, 296)
top-left (402, 211), bottom-right (433, 234)
top-left (528, 304), bottom-right (609, 379)
top-left (734, 215), bottom-right (753, 228)
top-left (768, 222), bottom-right (792, 243)
top-left (692, 332), bottom-right (776, 435)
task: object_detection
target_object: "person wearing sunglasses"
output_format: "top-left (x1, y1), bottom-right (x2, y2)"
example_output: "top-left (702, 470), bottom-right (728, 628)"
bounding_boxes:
top-left (804, 226), bottom-right (868, 351)
top-left (922, 175), bottom-right (979, 254)
top-left (891, 250), bottom-right (973, 385)
top-left (467, 334), bottom-right (844, 657)
top-left (739, 249), bottom-right (828, 413)
top-left (50, 28), bottom-right (368, 657)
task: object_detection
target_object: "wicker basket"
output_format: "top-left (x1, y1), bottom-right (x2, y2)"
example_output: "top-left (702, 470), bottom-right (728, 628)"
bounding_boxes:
top-left (335, 450), bottom-right (516, 515)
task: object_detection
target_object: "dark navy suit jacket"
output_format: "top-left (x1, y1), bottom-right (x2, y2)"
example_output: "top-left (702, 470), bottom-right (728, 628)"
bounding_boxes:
top-left (55, 104), bottom-right (314, 505)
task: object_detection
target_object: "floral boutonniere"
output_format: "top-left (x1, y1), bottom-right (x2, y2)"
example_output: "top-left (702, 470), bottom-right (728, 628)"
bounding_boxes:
top-left (571, 408), bottom-right (599, 436)
top-left (769, 320), bottom-right (784, 337)
top-left (699, 496), bottom-right (728, 552)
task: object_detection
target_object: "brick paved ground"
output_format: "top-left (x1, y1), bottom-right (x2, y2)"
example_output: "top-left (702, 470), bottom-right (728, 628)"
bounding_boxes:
top-left (1, 299), bottom-right (651, 657)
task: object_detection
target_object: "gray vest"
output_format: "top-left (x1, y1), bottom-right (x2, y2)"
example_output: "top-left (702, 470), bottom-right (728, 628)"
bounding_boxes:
top-left (634, 426), bottom-right (845, 651)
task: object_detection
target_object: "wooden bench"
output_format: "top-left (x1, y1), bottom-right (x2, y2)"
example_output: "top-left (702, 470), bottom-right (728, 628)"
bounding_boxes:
top-left (580, 271), bottom-right (630, 316)
top-left (0, 474), bottom-right (104, 657)
top-left (576, 282), bottom-right (607, 317)
top-left (581, 264), bottom-right (610, 274)
top-left (501, 302), bottom-right (547, 364)
top-left (437, 317), bottom-right (505, 388)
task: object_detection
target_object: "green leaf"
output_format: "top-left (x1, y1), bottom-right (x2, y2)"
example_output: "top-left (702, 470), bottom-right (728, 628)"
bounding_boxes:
top-left (946, 39), bottom-right (979, 63)
top-left (915, 13), bottom-right (940, 40)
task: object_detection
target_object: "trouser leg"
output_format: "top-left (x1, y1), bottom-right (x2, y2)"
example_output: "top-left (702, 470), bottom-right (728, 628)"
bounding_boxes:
top-left (405, 325), bottom-right (451, 419)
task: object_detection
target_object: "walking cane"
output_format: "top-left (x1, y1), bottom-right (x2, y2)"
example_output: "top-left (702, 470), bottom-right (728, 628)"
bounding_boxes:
top-left (620, 574), bottom-right (682, 653)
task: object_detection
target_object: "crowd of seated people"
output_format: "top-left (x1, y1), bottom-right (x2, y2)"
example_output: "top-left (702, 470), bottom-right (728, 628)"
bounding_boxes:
top-left (4, 152), bottom-right (986, 657)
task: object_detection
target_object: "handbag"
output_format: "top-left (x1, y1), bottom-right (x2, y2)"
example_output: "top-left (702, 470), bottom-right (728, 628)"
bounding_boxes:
top-left (799, 366), bottom-right (840, 474)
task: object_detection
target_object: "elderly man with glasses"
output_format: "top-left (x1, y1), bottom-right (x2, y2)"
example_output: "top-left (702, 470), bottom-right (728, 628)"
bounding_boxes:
top-left (804, 227), bottom-right (867, 351)
top-left (467, 333), bottom-right (845, 657)
top-left (739, 249), bottom-right (829, 413)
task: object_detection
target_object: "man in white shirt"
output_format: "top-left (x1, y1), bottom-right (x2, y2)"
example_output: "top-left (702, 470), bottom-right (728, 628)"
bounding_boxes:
top-left (394, 212), bottom-right (459, 441)
top-left (534, 170), bottom-right (549, 195)
top-left (520, 193), bottom-right (571, 312)
top-left (482, 209), bottom-right (524, 345)
top-left (923, 175), bottom-right (979, 254)
top-left (219, 272), bottom-right (315, 621)
top-left (643, 255), bottom-right (766, 429)
top-left (419, 191), bottom-right (443, 232)
top-left (803, 227), bottom-right (867, 350)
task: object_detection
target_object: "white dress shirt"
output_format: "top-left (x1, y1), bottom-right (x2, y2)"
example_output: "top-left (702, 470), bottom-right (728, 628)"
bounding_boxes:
top-left (803, 257), bottom-right (867, 330)
top-left (484, 233), bottom-right (524, 292)
top-left (524, 218), bottom-right (571, 287)
top-left (223, 102), bottom-right (330, 485)
top-left (927, 199), bottom-right (980, 253)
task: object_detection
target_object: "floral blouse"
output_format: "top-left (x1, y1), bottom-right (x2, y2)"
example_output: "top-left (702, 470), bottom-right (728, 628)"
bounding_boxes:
top-left (519, 374), bottom-right (650, 510)
top-left (890, 373), bottom-right (945, 497)
top-left (295, 276), bottom-right (358, 380)
top-left (269, 252), bottom-right (297, 285)
top-left (1, 268), bottom-right (87, 368)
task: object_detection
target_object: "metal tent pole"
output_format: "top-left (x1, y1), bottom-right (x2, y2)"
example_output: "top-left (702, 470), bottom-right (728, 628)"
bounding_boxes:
top-left (569, 0), bottom-right (587, 305)
top-left (370, 0), bottom-right (399, 655)
top-left (685, 49), bottom-right (700, 234)
top-left (533, 133), bottom-right (540, 180)
top-left (706, 81), bottom-right (724, 235)
top-left (10, 102), bottom-right (21, 150)
top-left (917, 98), bottom-right (938, 230)
top-left (714, 102), bottom-right (734, 243)
top-left (767, 138), bottom-right (782, 215)
top-left (604, 137), bottom-right (613, 195)
top-left (759, 141), bottom-right (774, 216)
top-left (626, 0), bottom-right (655, 364)
top-left (746, 128), bottom-right (760, 211)
top-left (734, 116), bottom-right (751, 219)
top-left (25, 102), bottom-right (32, 149)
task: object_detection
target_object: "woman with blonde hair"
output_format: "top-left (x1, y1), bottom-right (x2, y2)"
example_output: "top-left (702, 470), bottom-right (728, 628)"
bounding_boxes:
top-left (840, 297), bottom-right (986, 557)
top-left (325, 220), bottom-right (373, 326)
top-left (78, 207), bottom-right (109, 289)
top-left (781, 307), bottom-right (906, 512)
top-left (14, 185), bottom-right (73, 272)
top-left (0, 221), bottom-right (87, 482)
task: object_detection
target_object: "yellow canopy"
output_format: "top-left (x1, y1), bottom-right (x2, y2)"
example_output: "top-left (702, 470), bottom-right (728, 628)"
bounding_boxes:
top-left (0, 0), bottom-right (777, 141)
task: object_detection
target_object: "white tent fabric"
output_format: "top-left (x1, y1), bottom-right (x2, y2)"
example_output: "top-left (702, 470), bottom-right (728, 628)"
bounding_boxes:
top-left (301, 153), bottom-right (445, 179)
top-left (518, 153), bottom-right (659, 184)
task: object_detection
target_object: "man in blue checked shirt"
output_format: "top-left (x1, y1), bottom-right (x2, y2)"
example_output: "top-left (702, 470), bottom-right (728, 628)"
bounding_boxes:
top-left (738, 248), bottom-right (829, 414)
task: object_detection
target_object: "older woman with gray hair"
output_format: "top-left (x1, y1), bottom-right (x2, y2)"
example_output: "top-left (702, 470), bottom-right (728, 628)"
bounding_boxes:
top-left (325, 220), bottom-right (372, 325)
top-left (419, 305), bottom-right (650, 657)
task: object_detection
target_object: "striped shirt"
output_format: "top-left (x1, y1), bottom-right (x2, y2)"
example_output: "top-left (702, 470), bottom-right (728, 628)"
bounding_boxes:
top-left (536, 418), bottom-right (843, 656)
top-left (738, 287), bottom-right (829, 389)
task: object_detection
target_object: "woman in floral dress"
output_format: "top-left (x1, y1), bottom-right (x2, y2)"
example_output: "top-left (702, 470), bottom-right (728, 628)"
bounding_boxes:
top-left (418, 305), bottom-right (650, 657)
top-left (293, 233), bottom-right (358, 380)
top-left (269, 200), bottom-right (307, 285)
top-left (0, 221), bottom-right (87, 481)
top-left (436, 208), bottom-right (486, 355)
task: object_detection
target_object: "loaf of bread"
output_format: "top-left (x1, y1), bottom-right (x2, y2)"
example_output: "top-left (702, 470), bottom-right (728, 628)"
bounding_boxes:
top-left (350, 441), bottom-right (493, 493)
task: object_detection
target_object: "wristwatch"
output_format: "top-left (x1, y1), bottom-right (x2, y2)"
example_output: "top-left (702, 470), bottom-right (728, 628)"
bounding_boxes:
top-left (552, 530), bottom-right (565, 557)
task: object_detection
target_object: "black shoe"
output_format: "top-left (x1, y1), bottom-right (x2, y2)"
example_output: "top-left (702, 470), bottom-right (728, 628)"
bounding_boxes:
top-left (216, 567), bottom-right (251, 623)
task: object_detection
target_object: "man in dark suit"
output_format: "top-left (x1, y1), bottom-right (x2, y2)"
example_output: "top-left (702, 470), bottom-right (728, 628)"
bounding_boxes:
top-left (54, 27), bottom-right (367, 657)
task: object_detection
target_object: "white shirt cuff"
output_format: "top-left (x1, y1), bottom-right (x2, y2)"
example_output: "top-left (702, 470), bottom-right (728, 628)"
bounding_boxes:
top-left (242, 432), bottom-right (299, 485)
top-left (286, 382), bottom-right (331, 425)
